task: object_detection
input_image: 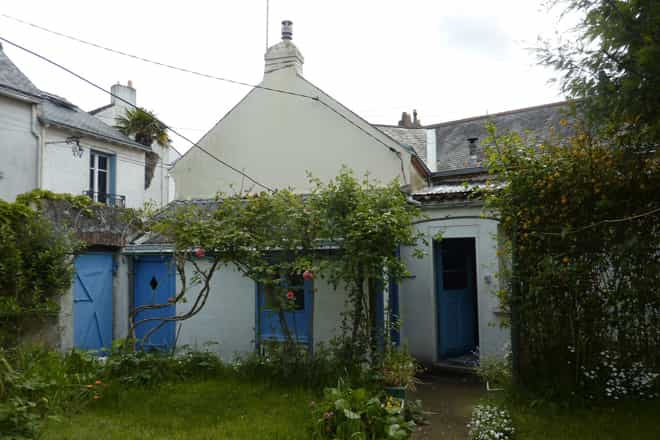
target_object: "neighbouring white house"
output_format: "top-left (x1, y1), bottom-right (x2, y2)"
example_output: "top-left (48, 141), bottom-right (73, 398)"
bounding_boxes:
top-left (90, 81), bottom-right (178, 207)
top-left (0, 43), bottom-right (173, 209)
top-left (124, 21), bottom-right (567, 367)
top-left (0, 42), bottom-right (173, 352)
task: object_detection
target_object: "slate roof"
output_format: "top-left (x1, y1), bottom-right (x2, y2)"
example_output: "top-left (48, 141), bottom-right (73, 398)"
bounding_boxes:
top-left (0, 43), bottom-right (41, 98)
top-left (373, 125), bottom-right (427, 159)
top-left (428, 101), bottom-right (570, 172)
top-left (40, 92), bottom-right (149, 151)
top-left (0, 44), bottom-right (147, 151)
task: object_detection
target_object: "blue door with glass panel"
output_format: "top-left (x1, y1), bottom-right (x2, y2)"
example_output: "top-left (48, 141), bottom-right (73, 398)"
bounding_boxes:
top-left (257, 275), bottom-right (313, 344)
top-left (73, 253), bottom-right (114, 351)
top-left (435, 238), bottom-right (478, 359)
top-left (134, 256), bottom-right (176, 351)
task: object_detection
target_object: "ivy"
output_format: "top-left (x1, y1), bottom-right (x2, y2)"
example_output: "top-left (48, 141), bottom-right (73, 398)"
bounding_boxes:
top-left (0, 196), bottom-right (80, 346)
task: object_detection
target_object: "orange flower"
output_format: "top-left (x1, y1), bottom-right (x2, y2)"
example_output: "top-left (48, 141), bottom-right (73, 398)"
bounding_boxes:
top-left (95, 380), bottom-right (102, 385)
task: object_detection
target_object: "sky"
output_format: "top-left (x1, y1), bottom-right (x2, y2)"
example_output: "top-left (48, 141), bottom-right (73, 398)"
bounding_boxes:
top-left (1, 0), bottom-right (573, 153)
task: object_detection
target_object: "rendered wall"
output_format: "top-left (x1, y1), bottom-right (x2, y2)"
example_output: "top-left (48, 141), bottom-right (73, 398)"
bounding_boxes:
top-left (400, 203), bottom-right (509, 363)
top-left (0, 95), bottom-right (37, 201)
top-left (172, 68), bottom-right (417, 199)
top-left (170, 260), bottom-right (350, 359)
top-left (42, 127), bottom-right (146, 209)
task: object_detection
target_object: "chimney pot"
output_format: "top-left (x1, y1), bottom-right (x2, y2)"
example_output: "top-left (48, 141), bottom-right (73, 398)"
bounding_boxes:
top-left (128, 80), bottom-right (134, 88)
top-left (281, 20), bottom-right (293, 40)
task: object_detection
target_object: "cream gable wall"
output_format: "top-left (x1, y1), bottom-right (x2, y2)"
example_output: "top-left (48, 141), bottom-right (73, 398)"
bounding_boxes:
top-left (172, 68), bottom-right (420, 198)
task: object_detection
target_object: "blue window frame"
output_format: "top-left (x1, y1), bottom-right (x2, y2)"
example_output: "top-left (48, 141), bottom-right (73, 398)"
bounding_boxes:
top-left (257, 274), bottom-right (313, 345)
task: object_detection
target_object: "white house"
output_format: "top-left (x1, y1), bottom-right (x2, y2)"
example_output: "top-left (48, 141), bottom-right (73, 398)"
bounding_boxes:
top-left (126, 21), bottom-right (530, 367)
top-left (133, 20), bottom-right (428, 358)
top-left (0, 43), bottom-right (172, 209)
top-left (0, 42), bottom-right (172, 353)
top-left (90, 81), bottom-right (177, 207)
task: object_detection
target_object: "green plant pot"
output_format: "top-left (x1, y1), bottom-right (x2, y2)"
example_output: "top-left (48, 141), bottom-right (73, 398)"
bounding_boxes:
top-left (384, 386), bottom-right (406, 400)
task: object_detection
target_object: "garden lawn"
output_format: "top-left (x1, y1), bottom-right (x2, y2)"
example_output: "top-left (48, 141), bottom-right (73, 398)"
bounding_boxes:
top-left (507, 398), bottom-right (660, 440)
top-left (43, 377), bottom-right (315, 440)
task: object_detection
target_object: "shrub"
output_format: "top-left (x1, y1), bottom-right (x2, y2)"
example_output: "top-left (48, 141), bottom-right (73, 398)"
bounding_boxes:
top-left (579, 350), bottom-right (659, 400)
top-left (476, 354), bottom-right (512, 391)
top-left (0, 350), bottom-right (56, 438)
top-left (0, 198), bottom-right (79, 347)
top-left (310, 381), bottom-right (415, 439)
top-left (233, 340), bottom-right (374, 390)
top-left (380, 346), bottom-right (422, 390)
top-left (467, 403), bottom-right (515, 440)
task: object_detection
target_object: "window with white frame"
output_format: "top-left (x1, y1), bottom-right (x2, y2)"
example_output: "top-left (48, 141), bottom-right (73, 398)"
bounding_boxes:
top-left (89, 151), bottom-right (110, 204)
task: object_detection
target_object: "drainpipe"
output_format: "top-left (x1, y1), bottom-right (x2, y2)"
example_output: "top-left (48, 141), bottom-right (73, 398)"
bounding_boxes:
top-left (30, 104), bottom-right (43, 188)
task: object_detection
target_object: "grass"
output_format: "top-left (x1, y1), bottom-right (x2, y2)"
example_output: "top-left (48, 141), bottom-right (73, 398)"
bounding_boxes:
top-left (502, 396), bottom-right (660, 440)
top-left (43, 377), bottom-right (315, 440)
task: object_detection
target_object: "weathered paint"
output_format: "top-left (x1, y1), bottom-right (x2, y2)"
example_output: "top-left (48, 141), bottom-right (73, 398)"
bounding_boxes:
top-left (133, 255), bottom-right (176, 351)
top-left (0, 95), bottom-right (37, 200)
top-left (400, 203), bottom-right (509, 363)
top-left (42, 127), bottom-right (147, 208)
top-left (172, 67), bottom-right (421, 198)
top-left (73, 253), bottom-right (114, 351)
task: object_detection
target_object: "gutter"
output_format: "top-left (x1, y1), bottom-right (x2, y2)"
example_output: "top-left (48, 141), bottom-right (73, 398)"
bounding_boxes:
top-left (30, 104), bottom-right (43, 188)
top-left (39, 117), bottom-right (151, 152)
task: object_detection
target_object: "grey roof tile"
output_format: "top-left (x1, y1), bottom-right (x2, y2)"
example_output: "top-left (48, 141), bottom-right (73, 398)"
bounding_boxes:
top-left (428, 101), bottom-right (571, 172)
top-left (0, 45), bottom-right (147, 151)
top-left (0, 44), bottom-right (41, 97)
top-left (40, 93), bottom-right (149, 151)
top-left (373, 125), bottom-right (427, 158)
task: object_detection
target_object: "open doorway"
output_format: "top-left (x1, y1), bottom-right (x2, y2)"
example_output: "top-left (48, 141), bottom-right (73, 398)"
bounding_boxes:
top-left (434, 237), bottom-right (479, 366)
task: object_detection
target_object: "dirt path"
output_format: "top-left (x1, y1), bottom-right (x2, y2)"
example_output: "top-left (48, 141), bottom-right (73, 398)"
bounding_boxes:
top-left (410, 374), bottom-right (484, 440)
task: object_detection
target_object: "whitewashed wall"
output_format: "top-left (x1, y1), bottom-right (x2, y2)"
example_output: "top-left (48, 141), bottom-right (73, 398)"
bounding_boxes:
top-left (172, 67), bottom-right (419, 198)
top-left (400, 203), bottom-right (509, 363)
top-left (42, 127), bottom-right (146, 209)
top-left (0, 94), bottom-right (38, 201)
top-left (172, 260), bottom-right (350, 360)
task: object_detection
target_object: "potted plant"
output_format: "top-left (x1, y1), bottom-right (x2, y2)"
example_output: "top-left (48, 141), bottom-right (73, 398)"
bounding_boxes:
top-left (382, 347), bottom-right (421, 400)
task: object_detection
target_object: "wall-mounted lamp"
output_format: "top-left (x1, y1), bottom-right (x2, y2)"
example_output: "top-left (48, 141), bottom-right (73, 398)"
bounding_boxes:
top-left (66, 136), bottom-right (84, 158)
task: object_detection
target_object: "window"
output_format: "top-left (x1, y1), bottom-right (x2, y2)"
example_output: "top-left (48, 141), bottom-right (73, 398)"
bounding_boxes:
top-left (262, 274), bottom-right (305, 311)
top-left (89, 151), bottom-right (111, 204)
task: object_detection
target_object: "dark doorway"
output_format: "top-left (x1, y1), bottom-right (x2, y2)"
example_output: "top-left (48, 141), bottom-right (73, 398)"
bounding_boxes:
top-left (434, 238), bottom-right (479, 360)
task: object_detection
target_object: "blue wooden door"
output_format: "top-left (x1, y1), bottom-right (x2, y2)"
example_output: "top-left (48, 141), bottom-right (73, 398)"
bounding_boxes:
top-left (435, 238), bottom-right (478, 359)
top-left (74, 253), bottom-right (114, 351)
top-left (258, 275), bottom-right (313, 344)
top-left (134, 256), bottom-right (176, 351)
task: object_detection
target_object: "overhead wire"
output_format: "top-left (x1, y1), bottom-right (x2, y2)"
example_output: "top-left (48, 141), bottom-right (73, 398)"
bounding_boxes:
top-left (0, 13), bottom-right (317, 101)
top-left (0, 14), bottom-right (413, 183)
top-left (0, 35), bottom-right (275, 192)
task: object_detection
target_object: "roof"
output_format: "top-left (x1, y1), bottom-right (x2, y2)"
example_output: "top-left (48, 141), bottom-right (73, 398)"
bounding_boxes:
top-left (0, 43), bottom-right (41, 99)
top-left (40, 93), bottom-right (149, 151)
top-left (0, 45), bottom-right (148, 151)
top-left (373, 125), bottom-right (427, 159)
top-left (88, 103), bottom-right (113, 115)
top-left (428, 101), bottom-right (571, 172)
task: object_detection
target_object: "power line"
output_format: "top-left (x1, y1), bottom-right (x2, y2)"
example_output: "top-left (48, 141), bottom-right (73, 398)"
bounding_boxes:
top-left (0, 14), bottom-right (412, 181)
top-left (0, 13), bottom-right (317, 101)
top-left (0, 35), bottom-right (274, 192)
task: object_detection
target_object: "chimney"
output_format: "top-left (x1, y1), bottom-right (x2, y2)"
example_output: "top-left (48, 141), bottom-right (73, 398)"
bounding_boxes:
top-left (111, 81), bottom-right (136, 108)
top-left (412, 109), bottom-right (422, 128)
top-left (398, 112), bottom-right (413, 128)
top-left (264, 20), bottom-right (305, 75)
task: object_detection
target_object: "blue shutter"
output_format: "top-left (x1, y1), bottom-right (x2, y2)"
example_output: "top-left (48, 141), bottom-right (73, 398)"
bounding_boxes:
top-left (108, 155), bottom-right (117, 205)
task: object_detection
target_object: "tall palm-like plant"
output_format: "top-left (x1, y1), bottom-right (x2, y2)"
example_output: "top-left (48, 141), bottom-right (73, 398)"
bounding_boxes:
top-left (115, 108), bottom-right (170, 189)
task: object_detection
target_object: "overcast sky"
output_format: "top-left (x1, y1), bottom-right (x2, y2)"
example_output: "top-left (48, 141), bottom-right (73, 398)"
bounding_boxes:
top-left (1, 0), bottom-right (571, 153)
